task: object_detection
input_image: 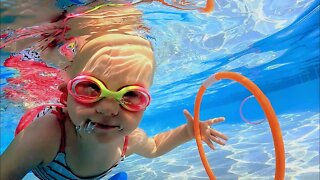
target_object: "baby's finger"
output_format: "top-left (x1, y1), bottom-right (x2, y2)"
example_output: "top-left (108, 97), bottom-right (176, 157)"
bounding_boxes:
top-left (210, 129), bottom-right (228, 141)
top-left (208, 117), bottom-right (225, 126)
top-left (183, 109), bottom-right (194, 123)
top-left (203, 138), bottom-right (215, 150)
top-left (210, 134), bottom-right (226, 146)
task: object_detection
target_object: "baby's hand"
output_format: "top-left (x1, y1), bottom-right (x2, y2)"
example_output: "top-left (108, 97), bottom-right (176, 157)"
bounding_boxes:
top-left (183, 109), bottom-right (228, 150)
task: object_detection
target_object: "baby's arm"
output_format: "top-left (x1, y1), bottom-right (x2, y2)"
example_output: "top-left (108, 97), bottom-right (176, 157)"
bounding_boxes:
top-left (127, 110), bottom-right (228, 158)
top-left (0, 114), bottom-right (61, 179)
top-left (127, 122), bottom-right (192, 158)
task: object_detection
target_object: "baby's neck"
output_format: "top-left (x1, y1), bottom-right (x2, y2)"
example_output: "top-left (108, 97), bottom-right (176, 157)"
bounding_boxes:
top-left (65, 119), bottom-right (125, 166)
top-left (65, 117), bottom-right (124, 154)
top-left (76, 134), bottom-right (123, 153)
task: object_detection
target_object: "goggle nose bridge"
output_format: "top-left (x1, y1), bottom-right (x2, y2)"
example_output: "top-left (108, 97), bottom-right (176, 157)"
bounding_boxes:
top-left (99, 89), bottom-right (125, 102)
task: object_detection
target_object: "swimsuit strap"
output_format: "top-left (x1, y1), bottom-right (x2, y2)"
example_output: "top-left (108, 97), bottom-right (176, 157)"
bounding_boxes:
top-left (121, 136), bottom-right (129, 157)
top-left (51, 106), bottom-right (67, 152)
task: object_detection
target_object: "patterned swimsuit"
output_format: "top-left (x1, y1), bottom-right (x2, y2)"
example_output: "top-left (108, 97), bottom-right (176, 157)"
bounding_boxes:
top-left (16, 105), bottom-right (128, 180)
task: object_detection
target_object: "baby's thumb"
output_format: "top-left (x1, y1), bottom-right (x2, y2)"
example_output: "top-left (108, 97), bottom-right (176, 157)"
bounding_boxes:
top-left (183, 109), bottom-right (194, 123)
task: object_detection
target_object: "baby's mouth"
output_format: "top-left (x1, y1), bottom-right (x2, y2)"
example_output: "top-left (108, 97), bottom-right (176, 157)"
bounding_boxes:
top-left (88, 120), bottom-right (123, 131)
top-left (95, 123), bottom-right (119, 129)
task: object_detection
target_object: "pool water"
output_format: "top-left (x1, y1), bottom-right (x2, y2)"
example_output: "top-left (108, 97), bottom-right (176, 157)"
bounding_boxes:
top-left (1, 0), bottom-right (319, 179)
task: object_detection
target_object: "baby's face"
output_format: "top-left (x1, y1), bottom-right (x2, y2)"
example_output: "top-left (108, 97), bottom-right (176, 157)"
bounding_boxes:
top-left (67, 34), bottom-right (155, 142)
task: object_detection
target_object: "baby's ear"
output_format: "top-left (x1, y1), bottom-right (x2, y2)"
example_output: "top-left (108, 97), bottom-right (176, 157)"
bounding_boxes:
top-left (58, 83), bottom-right (67, 93)
top-left (58, 82), bottom-right (68, 106)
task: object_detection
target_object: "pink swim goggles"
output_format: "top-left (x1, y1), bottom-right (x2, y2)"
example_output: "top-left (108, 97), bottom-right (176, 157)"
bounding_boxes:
top-left (67, 75), bottom-right (151, 112)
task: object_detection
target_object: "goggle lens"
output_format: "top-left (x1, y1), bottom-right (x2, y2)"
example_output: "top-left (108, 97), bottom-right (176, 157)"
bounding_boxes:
top-left (122, 90), bottom-right (150, 111)
top-left (69, 76), bottom-right (150, 111)
top-left (73, 80), bottom-right (101, 99)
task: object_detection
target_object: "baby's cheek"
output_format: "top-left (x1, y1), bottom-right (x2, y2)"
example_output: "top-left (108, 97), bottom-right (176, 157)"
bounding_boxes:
top-left (122, 111), bottom-right (144, 131)
top-left (67, 96), bottom-right (92, 119)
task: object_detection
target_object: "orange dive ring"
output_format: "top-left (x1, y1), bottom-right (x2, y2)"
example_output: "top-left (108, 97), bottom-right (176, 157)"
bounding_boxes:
top-left (193, 72), bottom-right (285, 180)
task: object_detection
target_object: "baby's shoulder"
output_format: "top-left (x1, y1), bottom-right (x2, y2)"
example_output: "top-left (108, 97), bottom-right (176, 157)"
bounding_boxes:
top-left (12, 113), bottom-right (63, 165)
top-left (24, 113), bottom-right (62, 149)
top-left (24, 105), bottom-right (66, 135)
top-left (126, 128), bottom-right (148, 153)
top-left (28, 111), bottom-right (61, 130)
top-left (128, 128), bottom-right (148, 140)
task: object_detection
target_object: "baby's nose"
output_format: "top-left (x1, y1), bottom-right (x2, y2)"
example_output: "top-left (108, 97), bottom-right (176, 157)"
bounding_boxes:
top-left (95, 97), bottom-right (120, 117)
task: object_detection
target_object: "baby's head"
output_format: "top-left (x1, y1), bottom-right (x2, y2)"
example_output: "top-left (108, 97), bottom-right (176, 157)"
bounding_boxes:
top-left (64, 33), bottom-right (155, 141)
top-left (49, 5), bottom-right (156, 140)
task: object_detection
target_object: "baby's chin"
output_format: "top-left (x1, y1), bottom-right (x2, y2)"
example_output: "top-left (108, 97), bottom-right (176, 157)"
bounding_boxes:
top-left (92, 130), bottom-right (127, 143)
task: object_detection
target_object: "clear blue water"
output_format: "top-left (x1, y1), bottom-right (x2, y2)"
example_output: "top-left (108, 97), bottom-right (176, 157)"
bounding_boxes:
top-left (1, 0), bottom-right (319, 179)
